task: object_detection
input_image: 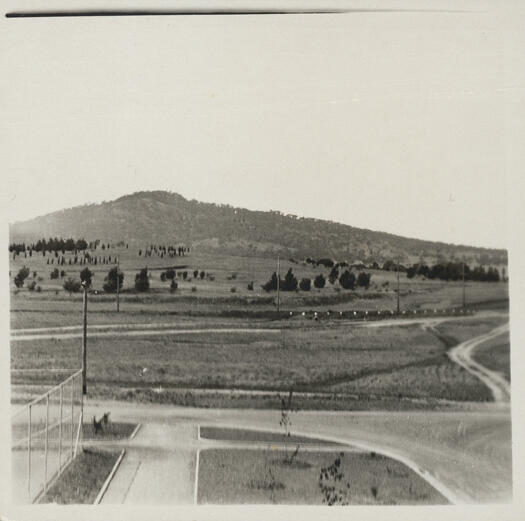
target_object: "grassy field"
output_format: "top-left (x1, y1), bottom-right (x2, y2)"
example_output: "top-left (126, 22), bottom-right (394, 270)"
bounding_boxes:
top-left (197, 448), bottom-right (448, 505)
top-left (9, 245), bottom-right (508, 329)
top-left (200, 427), bottom-right (343, 445)
top-left (38, 448), bottom-right (119, 504)
top-left (11, 319), bottom-right (500, 406)
top-left (471, 334), bottom-right (511, 382)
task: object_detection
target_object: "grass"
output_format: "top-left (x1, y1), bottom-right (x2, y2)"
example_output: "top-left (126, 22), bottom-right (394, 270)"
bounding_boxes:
top-left (11, 318), bottom-right (500, 406)
top-left (38, 448), bottom-right (119, 504)
top-left (197, 448), bottom-right (448, 505)
top-left (200, 427), bottom-right (343, 445)
top-left (471, 333), bottom-right (511, 382)
top-left (82, 421), bottom-right (137, 440)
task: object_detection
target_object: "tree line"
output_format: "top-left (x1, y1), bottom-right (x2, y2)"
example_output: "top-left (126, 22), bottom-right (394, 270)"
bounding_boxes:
top-left (405, 261), bottom-right (501, 282)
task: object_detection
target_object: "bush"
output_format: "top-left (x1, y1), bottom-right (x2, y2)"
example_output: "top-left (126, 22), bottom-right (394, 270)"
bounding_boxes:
top-left (299, 278), bottom-right (311, 291)
top-left (60, 270), bottom-right (66, 278)
top-left (328, 267), bottom-right (339, 285)
top-left (247, 281), bottom-right (254, 291)
top-left (135, 268), bottom-right (150, 292)
top-left (35, 285), bottom-right (42, 293)
top-left (230, 287), bottom-right (237, 293)
top-left (103, 267), bottom-right (124, 293)
top-left (14, 266), bottom-right (30, 288)
top-left (63, 277), bottom-right (81, 294)
top-left (200, 271), bottom-right (205, 280)
top-left (27, 280), bottom-right (37, 291)
top-left (281, 268), bottom-right (298, 291)
top-left (357, 272), bottom-right (371, 288)
top-left (191, 286), bottom-right (197, 292)
top-left (165, 268), bottom-right (176, 280)
top-left (314, 273), bottom-right (326, 289)
top-left (339, 270), bottom-right (356, 290)
top-left (317, 258), bottom-right (334, 268)
top-left (50, 268), bottom-right (60, 280)
top-left (262, 272), bottom-right (279, 292)
top-left (170, 279), bottom-right (178, 292)
top-left (193, 270), bottom-right (199, 279)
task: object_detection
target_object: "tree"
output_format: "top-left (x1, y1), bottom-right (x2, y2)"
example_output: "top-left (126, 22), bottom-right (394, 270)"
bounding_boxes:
top-left (193, 270), bottom-right (199, 279)
top-left (314, 273), bottom-right (326, 289)
top-left (103, 267), bottom-right (124, 293)
top-left (339, 270), bottom-right (356, 290)
top-left (328, 267), bottom-right (339, 285)
top-left (14, 266), bottom-right (30, 288)
top-left (281, 268), bottom-right (298, 291)
top-left (170, 279), bottom-right (178, 292)
top-left (299, 278), bottom-right (311, 291)
top-left (135, 267), bottom-right (150, 292)
top-left (262, 272), bottom-right (279, 292)
top-left (80, 267), bottom-right (93, 288)
top-left (63, 277), bottom-right (81, 295)
top-left (165, 268), bottom-right (176, 280)
top-left (200, 271), bottom-right (205, 280)
top-left (357, 272), bottom-right (371, 289)
top-left (50, 268), bottom-right (60, 280)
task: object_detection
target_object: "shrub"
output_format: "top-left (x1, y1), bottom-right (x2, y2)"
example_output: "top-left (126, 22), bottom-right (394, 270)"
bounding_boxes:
top-left (35, 285), bottom-right (42, 293)
top-left (299, 278), bottom-right (311, 291)
top-left (317, 258), bottom-right (334, 268)
top-left (313, 274), bottom-right (326, 289)
top-left (14, 266), bottom-right (30, 288)
top-left (357, 272), bottom-right (371, 288)
top-left (191, 286), bottom-right (197, 292)
top-left (60, 270), bottom-right (66, 278)
top-left (50, 268), bottom-right (60, 280)
top-left (135, 268), bottom-right (150, 292)
top-left (262, 272), bottom-right (279, 292)
top-left (339, 270), bottom-right (356, 290)
top-left (281, 268), bottom-right (298, 291)
top-left (27, 280), bottom-right (37, 291)
top-left (160, 272), bottom-right (167, 282)
top-left (328, 267), bottom-right (339, 285)
top-left (230, 287), bottom-right (237, 293)
top-left (200, 271), bottom-right (205, 280)
top-left (103, 267), bottom-right (124, 293)
top-left (247, 281), bottom-right (254, 291)
top-left (193, 270), bottom-right (199, 279)
top-left (165, 269), bottom-right (176, 280)
top-left (170, 279), bottom-right (178, 292)
top-left (63, 277), bottom-right (81, 294)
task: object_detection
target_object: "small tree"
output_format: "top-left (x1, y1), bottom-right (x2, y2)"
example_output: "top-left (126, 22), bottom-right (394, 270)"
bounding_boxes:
top-left (14, 266), bottom-right (30, 288)
top-left (328, 267), bottom-right (339, 285)
top-left (50, 268), bottom-right (60, 280)
top-left (27, 280), bottom-right (37, 291)
top-left (339, 270), bottom-right (356, 290)
top-left (281, 268), bottom-right (298, 291)
top-left (135, 267), bottom-right (150, 292)
top-left (357, 272), bottom-right (371, 289)
top-left (299, 278), bottom-right (311, 291)
top-left (262, 272), bottom-right (279, 292)
top-left (170, 279), bottom-right (178, 292)
top-left (314, 273), bottom-right (326, 289)
top-left (63, 277), bottom-right (81, 295)
top-left (247, 281), bottom-right (254, 291)
top-left (80, 267), bottom-right (93, 288)
top-left (193, 270), bottom-right (199, 279)
top-left (200, 271), bottom-right (205, 280)
top-left (103, 267), bottom-right (124, 293)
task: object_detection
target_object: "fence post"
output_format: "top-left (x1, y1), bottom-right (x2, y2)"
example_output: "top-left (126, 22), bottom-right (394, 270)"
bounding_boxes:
top-left (71, 377), bottom-right (74, 458)
top-left (27, 404), bottom-right (32, 501)
top-left (58, 385), bottom-right (63, 475)
top-left (44, 394), bottom-right (49, 493)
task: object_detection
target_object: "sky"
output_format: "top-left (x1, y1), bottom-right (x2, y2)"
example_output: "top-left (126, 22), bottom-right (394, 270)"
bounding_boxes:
top-left (1, 0), bottom-right (520, 249)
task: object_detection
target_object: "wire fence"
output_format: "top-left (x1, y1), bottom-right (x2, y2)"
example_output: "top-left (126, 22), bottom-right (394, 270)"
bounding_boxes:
top-left (11, 369), bottom-right (83, 504)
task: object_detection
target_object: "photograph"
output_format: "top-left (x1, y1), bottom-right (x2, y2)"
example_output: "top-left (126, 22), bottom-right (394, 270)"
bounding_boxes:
top-left (1, 1), bottom-right (524, 520)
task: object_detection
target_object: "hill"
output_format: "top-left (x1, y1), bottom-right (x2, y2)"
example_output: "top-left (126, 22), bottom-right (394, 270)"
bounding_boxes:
top-left (8, 190), bottom-right (506, 265)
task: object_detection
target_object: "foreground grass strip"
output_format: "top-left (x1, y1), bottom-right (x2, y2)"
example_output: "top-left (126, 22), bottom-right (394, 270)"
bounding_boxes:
top-left (198, 449), bottom-right (448, 505)
top-left (39, 448), bottom-right (120, 504)
top-left (200, 426), bottom-right (344, 445)
top-left (82, 421), bottom-right (138, 440)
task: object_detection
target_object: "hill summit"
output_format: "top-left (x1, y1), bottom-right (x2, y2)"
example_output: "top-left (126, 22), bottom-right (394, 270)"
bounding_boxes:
top-left (9, 190), bottom-right (506, 265)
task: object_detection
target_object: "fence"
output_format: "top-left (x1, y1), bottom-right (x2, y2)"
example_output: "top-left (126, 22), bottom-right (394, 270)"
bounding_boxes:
top-left (11, 369), bottom-right (84, 504)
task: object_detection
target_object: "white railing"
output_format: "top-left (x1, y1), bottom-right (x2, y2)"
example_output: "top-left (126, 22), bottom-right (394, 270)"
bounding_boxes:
top-left (11, 369), bottom-right (83, 503)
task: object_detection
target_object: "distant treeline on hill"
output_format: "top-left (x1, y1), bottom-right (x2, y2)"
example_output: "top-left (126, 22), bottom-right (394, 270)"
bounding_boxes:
top-left (9, 237), bottom-right (89, 255)
top-left (405, 261), bottom-right (503, 282)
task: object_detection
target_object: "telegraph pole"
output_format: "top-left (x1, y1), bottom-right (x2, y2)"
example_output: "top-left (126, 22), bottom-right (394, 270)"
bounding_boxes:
top-left (396, 257), bottom-right (400, 314)
top-left (462, 257), bottom-right (466, 309)
top-left (116, 256), bottom-right (120, 313)
top-left (81, 282), bottom-right (88, 395)
top-left (276, 256), bottom-right (280, 316)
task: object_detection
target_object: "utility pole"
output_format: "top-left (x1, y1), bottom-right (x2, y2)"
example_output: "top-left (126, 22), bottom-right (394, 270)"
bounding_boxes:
top-left (81, 282), bottom-right (88, 395)
top-left (277, 256), bottom-right (280, 317)
top-left (116, 256), bottom-right (120, 313)
top-left (462, 257), bottom-right (466, 309)
top-left (396, 257), bottom-right (400, 314)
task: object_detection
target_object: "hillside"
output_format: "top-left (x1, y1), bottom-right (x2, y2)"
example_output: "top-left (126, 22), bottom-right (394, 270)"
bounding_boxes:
top-left (9, 191), bottom-right (506, 265)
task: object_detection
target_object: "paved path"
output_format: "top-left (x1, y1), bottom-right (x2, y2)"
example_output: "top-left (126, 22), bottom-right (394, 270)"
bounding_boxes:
top-left (448, 323), bottom-right (510, 402)
top-left (82, 399), bottom-right (511, 505)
